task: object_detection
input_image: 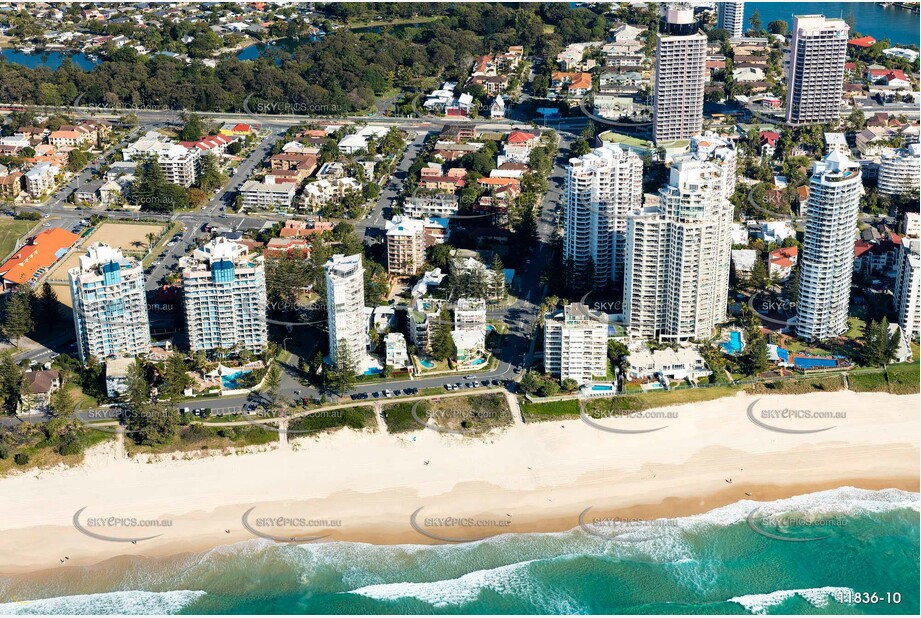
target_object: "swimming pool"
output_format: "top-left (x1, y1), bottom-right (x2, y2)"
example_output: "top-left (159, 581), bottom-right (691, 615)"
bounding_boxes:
top-left (721, 331), bottom-right (744, 355)
top-left (590, 384), bottom-right (614, 392)
top-left (793, 357), bottom-right (839, 369)
top-left (363, 367), bottom-right (383, 376)
top-left (470, 357), bottom-right (487, 366)
top-left (485, 324), bottom-right (496, 332)
top-left (221, 369), bottom-right (251, 389)
top-left (419, 358), bottom-right (435, 368)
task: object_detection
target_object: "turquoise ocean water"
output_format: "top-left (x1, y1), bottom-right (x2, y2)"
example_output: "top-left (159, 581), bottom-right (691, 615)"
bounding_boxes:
top-left (0, 488), bottom-right (918, 615)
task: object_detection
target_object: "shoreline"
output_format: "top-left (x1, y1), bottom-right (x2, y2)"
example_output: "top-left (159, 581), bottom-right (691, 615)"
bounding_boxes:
top-left (0, 390), bottom-right (917, 576)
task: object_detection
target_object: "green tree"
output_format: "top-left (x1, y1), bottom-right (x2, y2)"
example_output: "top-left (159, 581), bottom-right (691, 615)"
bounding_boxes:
top-left (38, 281), bottom-right (59, 324)
top-left (0, 351), bottom-right (24, 415)
top-left (743, 335), bottom-right (770, 376)
top-left (561, 378), bottom-right (579, 393)
top-left (50, 386), bottom-right (75, 416)
top-left (490, 253), bottom-right (507, 300)
top-left (327, 341), bottom-right (356, 394)
top-left (262, 362), bottom-right (282, 402)
top-left (430, 310), bottom-right (456, 361)
top-left (125, 359), bottom-right (150, 407)
top-left (126, 403), bottom-right (179, 446)
top-left (159, 355), bottom-right (192, 402)
top-left (2, 287), bottom-right (34, 346)
top-left (749, 9), bottom-right (762, 33)
top-left (767, 20), bottom-right (787, 36)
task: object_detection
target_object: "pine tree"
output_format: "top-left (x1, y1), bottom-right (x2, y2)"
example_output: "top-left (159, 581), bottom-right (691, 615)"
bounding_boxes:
top-left (490, 254), bottom-right (506, 300)
top-left (2, 287), bottom-right (33, 346)
top-left (327, 340), bottom-right (356, 394)
top-left (125, 359), bottom-right (149, 408)
top-left (39, 281), bottom-right (58, 324)
top-left (430, 310), bottom-right (456, 361)
top-left (160, 355), bottom-right (192, 402)
top-left (262, 362), bottom-right (282, 402)
top-left (50, 386), bottom-right (75, 416)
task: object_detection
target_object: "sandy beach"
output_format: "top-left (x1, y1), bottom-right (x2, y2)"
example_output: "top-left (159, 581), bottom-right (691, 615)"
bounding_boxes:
top-left (0, 390), bottom-right (917, 575)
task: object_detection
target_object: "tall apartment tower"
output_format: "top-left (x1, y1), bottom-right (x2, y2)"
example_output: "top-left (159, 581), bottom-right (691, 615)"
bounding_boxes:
top-left (69, 243), bottom-right (151, 362)
top-left (543, 303), bottom-right (608, 385)
top-left (796, 152), bottom-right (862, 341)
top-left (786, 15), bottom-right (849, 126)
top-left (717, 1), bottom-right (745, 39)
top-left (563, 143), bottom-right (643, 290)
top-left (893, 238), bottom-right (920, 342)
top-left (653, 4), bottom-right (707, 143)
top-left (385, 216), bottom-right (426, 275)
top-left (878, 144), bottom-right (921, 196)
top-left (325, 253), bottom-right (367, 370)
top-left (624, 156), bottom-right (733, 341)
top-left (180, 237), bottom-right (268, 353)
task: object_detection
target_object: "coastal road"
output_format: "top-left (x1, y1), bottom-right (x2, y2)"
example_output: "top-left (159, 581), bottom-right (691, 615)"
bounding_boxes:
top-left (354, 130), bottom-right (429, 242)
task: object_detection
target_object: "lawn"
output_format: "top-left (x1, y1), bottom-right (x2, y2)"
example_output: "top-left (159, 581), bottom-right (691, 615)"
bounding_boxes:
top-left (584, 386), bottom-right (740, 418)
top-left (887, 363), bottom-right (920, 395)
top-left (746, 375), bottom-right (845, 394)
top-left (0, 218), bottom-right (35, 260)
top-left (383, 395), bottom-right (510, 434)
top-left (288, 406), bottom-right (376, 434)
top-left (519, 398), bottom-right (581, 422)
top-left (126, 422), bottom-right (277, 456)
top-left (847, 370), bottom-right (889, 393)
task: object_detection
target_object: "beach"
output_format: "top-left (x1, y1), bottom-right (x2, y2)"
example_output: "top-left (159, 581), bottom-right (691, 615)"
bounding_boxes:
top-left (0, 390), bottom-right (917, 577)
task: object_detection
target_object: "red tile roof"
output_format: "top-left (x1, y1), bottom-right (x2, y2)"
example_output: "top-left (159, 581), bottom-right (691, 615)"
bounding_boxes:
top-left (0, 228), bottom-right (80, 286)
top-left (848, 36), bottom-right (876, 48)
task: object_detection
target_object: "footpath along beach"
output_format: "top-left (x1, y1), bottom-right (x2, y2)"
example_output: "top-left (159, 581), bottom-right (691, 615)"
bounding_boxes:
top-left (0, 390), bottom-right (917, 575)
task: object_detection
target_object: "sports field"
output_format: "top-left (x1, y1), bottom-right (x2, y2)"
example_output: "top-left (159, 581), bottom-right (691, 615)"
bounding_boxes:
top-left (45, 221), bottom-right (165, 308)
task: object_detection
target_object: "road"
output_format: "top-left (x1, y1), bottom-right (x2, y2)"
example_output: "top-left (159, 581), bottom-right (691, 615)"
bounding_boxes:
top-left (5, 103), bottom-right (573, 417)
top-left (354, 130), bottom-right (428, 242)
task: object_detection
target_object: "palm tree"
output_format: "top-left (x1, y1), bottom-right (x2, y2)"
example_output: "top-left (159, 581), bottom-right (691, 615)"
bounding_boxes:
top-left (146, 232), bottom-right (157, 253)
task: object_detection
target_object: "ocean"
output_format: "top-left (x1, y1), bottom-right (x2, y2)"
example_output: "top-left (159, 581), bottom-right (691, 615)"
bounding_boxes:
top-left (0, 488), bottom-right (918, 615)
top-left (746, 2), bottom-right (920, 47)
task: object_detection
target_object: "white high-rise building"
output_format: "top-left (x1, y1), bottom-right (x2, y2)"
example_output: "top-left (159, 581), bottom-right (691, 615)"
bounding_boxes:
top-left (878, 144), bottom-right (921, 196)
top-left (894, 238), bottom-right (921, 341)
top-left (796, 152), bottom-right (862, 341)
top-left (180, 237), bottom-right (268, 353)
top-left (717, 1), bottom-right (745, 39)
top-left (653, 4), bottom-right (707, 143)
top-left (69, 243), bottom-right (151, 362)
top-left (786, 15), bottom-right (849, 126)
top-left (688, 132), bottom-right (737, 201)
top-left (563, 143), bottom-right (643, 289)
top-left (624, 156), bottom-right (733, 341)
top-left (543, 303), bottom-right (608, 385)
top-left (325, 253), bottom-right (367, 370)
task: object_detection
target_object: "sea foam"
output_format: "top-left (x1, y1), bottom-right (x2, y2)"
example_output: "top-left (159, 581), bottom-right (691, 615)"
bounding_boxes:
top-left (0, 590), bottom-right (206, 615)
top-left (728, 586), bottom-right (854, 614)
